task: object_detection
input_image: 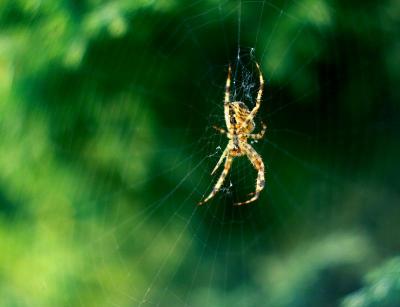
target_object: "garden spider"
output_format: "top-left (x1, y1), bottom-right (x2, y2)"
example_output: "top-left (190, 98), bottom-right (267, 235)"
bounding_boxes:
top-left (199, 63), bottom-right (266, 206)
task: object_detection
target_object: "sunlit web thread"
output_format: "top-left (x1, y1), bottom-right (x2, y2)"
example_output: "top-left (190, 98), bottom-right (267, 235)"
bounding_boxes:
top-left (138, 162), bottom-right (210, 306)
top-left (184, 210), bottom-right (223, 303)
top-left (138, 133), bottom-right (245, 304)
top-left (182, 199), bottom-right (224, 304)
top-left (233, 0), bottom-right (242, 99)
top-left (107, 154), bottom-right (209, 248)
top-left (202, 197), bottom-right (230, 306)
top-left (157, 182), bottom-right (219, 305)
top-left (259, 0), bottom-right (303, 63)
top-left (255, 0), bottom-right (266, 45)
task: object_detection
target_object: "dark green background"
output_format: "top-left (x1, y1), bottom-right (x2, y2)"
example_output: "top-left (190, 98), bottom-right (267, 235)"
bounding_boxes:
top-left (1, 0), bottom-right (399, 306)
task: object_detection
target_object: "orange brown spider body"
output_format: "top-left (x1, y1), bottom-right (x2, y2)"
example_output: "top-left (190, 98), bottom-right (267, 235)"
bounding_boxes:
top-left (199, 63), bottom-right (266, 206)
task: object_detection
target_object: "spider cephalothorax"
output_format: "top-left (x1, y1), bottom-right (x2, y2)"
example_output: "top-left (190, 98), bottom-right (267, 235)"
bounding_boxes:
top-left (199, 63), bottom-right (266, 206)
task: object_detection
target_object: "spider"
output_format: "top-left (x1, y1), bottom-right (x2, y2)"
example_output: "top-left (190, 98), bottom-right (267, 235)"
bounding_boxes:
top-left (199, 63), bottom-right (266, 206)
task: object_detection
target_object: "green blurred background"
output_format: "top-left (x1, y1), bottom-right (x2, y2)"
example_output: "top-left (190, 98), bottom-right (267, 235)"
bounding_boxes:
top-left (1, 0), bottom-right (399, 306)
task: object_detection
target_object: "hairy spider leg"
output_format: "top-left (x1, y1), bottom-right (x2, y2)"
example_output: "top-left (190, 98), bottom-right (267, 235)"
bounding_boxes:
top-left (198, 155), bottom-right (233, 205)
top-left (213, 126), bottom-right (233, 139)
top-left (234, 142), bottom-right (265, 206)
top-left (213, 125), bottom-right (227, 134)
top-left (247, 122), bottom-right (267, 140)
top-left (224, 65), bottom-right (233, 135)
top-left (211, 146), bottom-right (228, 175)
top-left (239, 62), bottom-right (264, 131)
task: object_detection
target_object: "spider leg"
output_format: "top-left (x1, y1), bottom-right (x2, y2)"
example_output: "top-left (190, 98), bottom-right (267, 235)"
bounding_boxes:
top-left (225, 65), bottom-right (231, 104)
top-left (211, 146), bottom-right (228, 175)
top-left (255, 62), bottom-right (264, 111)
top-left (198, 155), bottom-right (233, 205)
top-left (213, 125), bottom-right (227, 134)
top-left (247, 121), bottom-right (267, 140)
top-left (224, 65), bottom-right (234, 135)
top-left (240, 62), bottom-right (264, 130)
top-left (234, 143), bottom-right (265, 206)
top-left (213, 126), bottom-right (234, 139)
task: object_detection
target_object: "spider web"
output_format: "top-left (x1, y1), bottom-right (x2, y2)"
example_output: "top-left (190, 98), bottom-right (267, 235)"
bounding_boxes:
top-left (1, 0), bottom-right (399, 306)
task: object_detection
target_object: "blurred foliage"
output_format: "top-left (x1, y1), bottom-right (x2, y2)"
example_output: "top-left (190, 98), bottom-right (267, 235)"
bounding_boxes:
top-left (0, 0), bottom-right (399, 306)
top-left (342, 257), bottom-right (400, 307)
